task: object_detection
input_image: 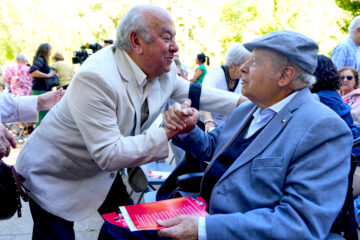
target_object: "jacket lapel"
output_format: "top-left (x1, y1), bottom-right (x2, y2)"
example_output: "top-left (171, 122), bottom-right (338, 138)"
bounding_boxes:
top-left (204, 104), bottom-right (257, 175)
top-left (114, 48), bottom-right (143, 134)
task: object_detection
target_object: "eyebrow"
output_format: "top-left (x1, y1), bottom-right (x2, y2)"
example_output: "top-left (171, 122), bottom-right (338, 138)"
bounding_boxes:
top-left (162, 27), bottom-right (174, 36)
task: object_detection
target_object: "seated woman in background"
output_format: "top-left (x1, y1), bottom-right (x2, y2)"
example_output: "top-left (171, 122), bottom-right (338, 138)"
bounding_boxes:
top-left (201, 43), bottom-right (250, 132)
top-left (190, 53), bottom-right (209, 84)
top-left (311, 55), bottom-right (359, 139)
top-left (311, 55), bottom-right (360, 233)
top-left (51, 53), bottom-right (74, 90)
top-left (339, 67), bottom-right (360, 122)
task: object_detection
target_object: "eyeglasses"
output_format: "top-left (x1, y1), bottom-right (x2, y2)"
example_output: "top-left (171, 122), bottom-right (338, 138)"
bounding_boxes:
top-left (340, 75), bottom-right (354, 81)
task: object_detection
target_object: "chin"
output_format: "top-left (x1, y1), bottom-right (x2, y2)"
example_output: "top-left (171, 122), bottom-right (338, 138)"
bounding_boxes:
top-left (163, 65), bottom-right (172, 73)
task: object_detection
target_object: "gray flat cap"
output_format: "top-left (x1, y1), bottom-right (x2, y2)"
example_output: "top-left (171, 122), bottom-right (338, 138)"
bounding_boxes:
top-left (243, 30), bottom-right (319, 74)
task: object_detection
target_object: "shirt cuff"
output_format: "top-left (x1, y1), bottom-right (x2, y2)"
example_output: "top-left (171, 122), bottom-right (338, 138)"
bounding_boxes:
top-left (18, 96), bottom-right (39, 122)
top-left (198, 217), bottom-right (207, 240)
top-left (177, 132), bottom-right (189, 140)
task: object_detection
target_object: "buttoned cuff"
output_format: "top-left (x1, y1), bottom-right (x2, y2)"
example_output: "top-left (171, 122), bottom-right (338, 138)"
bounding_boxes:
top-left (18, 96), bottom-right (38, 122)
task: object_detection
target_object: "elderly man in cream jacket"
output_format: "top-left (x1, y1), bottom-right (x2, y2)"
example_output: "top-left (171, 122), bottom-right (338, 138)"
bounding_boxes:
top-left (16, 5), bottom-right (243, 240)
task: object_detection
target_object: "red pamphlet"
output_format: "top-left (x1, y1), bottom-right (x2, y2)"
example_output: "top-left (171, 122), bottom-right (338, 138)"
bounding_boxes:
top-left (102, 196), bottom-right (208, 231)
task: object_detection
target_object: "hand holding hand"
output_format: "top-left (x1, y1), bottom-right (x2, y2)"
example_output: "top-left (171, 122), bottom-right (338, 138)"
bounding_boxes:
top-left (157, 215), bottom-right (199, 240)
top-left (163, 99), bottom-right (199, 140)
top-left (164, 99), bottom-right (193, 130)
top-left (37, 88), bottom-right (65, 111)
top-left (0, 124), bottom-right (16, 159)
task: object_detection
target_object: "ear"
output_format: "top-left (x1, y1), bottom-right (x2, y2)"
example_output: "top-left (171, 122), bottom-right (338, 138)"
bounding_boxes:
top-left (129, 31), bottom-right (144, 55)
top-left (278, 66), bottom-right (295, 87)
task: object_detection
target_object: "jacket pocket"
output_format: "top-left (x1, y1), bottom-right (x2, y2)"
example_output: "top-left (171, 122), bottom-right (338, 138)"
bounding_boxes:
top-left (251, 157), bottom-right (285, 196)
top-left (252, 157), bottom-right (284, 169)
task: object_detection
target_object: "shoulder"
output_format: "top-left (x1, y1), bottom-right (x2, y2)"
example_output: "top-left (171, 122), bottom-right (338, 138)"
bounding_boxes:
top-left (78, 47), bottom-right (116, 77)
top-left (199, 64), bottom-right (206, 70)
top-left (52, 61), bottom-right (72, 69)
top-left (35, 56), bottom-right (46, 63)
top-left (296, 95), bottom-right (348, 132)
top-left (203, 66), bottom-right (225, 87)
top-left (51, 61), bottom-right (60, 68)
top-left (333, 38), bottom-right (353, 52)
top-left (230, 101), bottom-right (256, 119)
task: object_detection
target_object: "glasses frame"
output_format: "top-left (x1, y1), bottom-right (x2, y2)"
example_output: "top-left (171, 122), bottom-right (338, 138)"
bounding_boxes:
top-left (340, 75), bottom-right (354, 81)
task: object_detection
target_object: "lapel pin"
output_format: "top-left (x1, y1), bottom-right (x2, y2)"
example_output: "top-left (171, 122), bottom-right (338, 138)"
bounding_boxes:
top-left (281, 119), bottom-right (286, 124)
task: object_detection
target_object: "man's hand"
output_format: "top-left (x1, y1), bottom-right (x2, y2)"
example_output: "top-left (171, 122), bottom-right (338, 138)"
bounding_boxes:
top-left (157, 215), bottom-right (199, 240)
top-left (37, 88), bottom-right (65, 111)
top-left (164, 99), bottom-right (193, 130)
top-left (0, 125), bottom-right (16, 159)
top-left (163, 99), bottom-right (200, 140)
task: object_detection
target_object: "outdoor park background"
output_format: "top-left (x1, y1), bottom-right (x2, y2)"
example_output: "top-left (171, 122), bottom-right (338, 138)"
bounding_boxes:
top-left (1, 0), bottom-right (360, 72)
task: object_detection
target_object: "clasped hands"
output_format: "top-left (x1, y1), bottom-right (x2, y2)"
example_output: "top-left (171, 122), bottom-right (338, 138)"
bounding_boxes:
top-left (163, 99), bottom-right (200, 140)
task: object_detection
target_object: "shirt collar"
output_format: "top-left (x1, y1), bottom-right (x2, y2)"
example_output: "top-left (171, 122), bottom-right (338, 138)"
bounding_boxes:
top-left (252, 91), bottom-right (299, 122)
top-left (122, 51), bottom-right (148, 87)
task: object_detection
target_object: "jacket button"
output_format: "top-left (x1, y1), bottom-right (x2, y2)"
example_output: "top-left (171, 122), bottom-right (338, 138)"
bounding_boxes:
top-left (110, 172), bottom-right (115, 178)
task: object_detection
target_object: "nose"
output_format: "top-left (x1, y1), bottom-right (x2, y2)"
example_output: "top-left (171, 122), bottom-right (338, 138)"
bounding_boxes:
top-left (240, 60), bottom-right (250, 74)
top-left (170, 39), bottom-right (179, 53)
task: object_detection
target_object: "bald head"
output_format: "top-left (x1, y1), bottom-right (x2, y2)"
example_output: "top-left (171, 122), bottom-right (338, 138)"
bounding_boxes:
top-left (115, 5), bottom-right (173, 51)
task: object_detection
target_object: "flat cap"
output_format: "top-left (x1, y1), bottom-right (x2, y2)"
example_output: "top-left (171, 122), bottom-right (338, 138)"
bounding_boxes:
top-left (243, 30), bottom-right (319, 74)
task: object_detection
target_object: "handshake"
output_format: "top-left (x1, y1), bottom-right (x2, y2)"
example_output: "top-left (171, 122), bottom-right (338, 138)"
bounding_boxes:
top-left (163, 99), bottom-right (200, 140)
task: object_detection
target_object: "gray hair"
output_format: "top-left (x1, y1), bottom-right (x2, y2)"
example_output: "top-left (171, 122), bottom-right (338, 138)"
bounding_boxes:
top-left (16, 53), bottom-right (27, 61)
top-left (225, 43), bottom-right (250, 67)
top-left (270, 49), bottom-right (316, 87)
top-left (115, 5), bottom-right (153, 51)
top-left (349, 15), bottom-right (360, 37)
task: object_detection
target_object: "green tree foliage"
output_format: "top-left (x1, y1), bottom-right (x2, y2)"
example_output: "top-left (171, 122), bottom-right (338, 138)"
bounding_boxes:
top-left (0, 0), bottom-right (353, 73)
top-left (335, 0), bottom-right (360, 32)
top-left (220, 0), bottom-right (345, 57)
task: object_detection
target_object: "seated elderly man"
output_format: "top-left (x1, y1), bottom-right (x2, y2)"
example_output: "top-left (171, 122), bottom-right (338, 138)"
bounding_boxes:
top-left (101, 31), bottom-right (353, 240)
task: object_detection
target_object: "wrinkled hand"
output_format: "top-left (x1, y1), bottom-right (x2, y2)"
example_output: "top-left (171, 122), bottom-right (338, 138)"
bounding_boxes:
top-left (237, 96), bottom-right (248, 106)
top-left (37, 88), bottom-right (65, 111)
top-left (163, 99), bottom-right (199, 140)
top-left (164, 99), bottom-right (193, 130)
top-left (157, 215), bottom-right (199, 240)
top-left (0, 125), bottom-right (16, 159)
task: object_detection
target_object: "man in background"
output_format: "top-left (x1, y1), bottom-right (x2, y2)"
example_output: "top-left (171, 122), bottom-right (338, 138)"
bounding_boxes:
top-left (332, 15), bottom-right (360, 73)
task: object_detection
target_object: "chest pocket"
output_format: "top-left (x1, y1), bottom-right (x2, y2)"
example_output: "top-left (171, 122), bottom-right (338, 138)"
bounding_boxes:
top-left (251, 157), bottom-right (285, 193)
